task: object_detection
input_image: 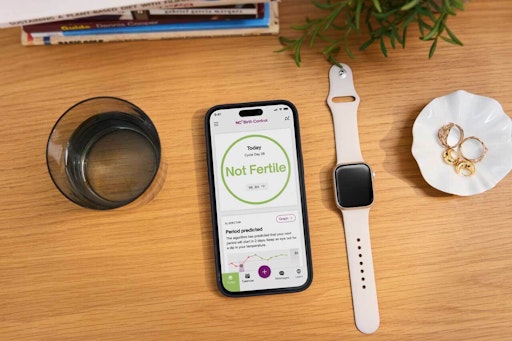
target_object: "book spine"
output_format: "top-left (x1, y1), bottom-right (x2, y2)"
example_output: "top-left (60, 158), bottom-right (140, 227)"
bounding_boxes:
top-left (22, 25), bottom-right (278, 46)
top-left (21, 2), bottom-right (279, 45)
top-left (25, 19), bottom-right (251, 34)
top-left (3, 0), bottom-right (275, 28)
top-left (149, 0), bottom-right (274, 9)
top-left (148, 6), bottom-right (261, 16)
top-left (32, 3), bottom-right (270, 37)
top-left (24, 5), bottom-right (264, 34)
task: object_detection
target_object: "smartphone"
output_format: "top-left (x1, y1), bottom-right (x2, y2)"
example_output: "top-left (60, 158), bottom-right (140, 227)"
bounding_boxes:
top-left (205, 100), bottom-right (313, 297)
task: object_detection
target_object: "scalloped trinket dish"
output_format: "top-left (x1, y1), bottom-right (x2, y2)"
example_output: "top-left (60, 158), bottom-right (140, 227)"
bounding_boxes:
top-left (412, 90), bottom-right (512, 196)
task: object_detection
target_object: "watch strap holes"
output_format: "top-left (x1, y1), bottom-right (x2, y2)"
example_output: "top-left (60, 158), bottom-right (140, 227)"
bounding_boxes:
top-left (331, 96), bottom-right (356, 103)
top-left (356, 237), bottom-right (366, 289)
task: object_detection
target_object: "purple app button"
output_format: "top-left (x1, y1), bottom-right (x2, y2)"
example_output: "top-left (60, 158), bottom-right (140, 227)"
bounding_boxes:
top-left (258, 265), bottom-right (271, 278)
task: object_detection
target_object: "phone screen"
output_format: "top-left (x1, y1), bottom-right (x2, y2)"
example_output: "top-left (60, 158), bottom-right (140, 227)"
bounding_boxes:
top-left (205, 100), bottom-right (312, 296)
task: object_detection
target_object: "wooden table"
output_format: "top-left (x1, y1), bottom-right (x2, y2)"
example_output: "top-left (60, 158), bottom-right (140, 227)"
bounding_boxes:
top-left (1, 1), bottom-right (511, 340)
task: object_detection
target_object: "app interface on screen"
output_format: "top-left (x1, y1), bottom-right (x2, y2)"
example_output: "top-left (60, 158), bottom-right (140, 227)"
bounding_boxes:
top-left (209, 104), bottom-right (309, 292)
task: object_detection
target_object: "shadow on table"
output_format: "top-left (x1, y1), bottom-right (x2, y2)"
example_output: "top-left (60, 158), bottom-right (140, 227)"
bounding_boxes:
top-left (379, 103), bottom-right (450, 198)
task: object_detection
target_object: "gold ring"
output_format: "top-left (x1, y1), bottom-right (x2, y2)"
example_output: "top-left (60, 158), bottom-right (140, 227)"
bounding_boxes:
top-left (442, 148), bottom-right (459, 165)
top-left (438, 122), bottom-right (464, 148)
top-left (458, 136), bottom-right (488, 163)
top-left (455, 159), bottom-right (476, 176)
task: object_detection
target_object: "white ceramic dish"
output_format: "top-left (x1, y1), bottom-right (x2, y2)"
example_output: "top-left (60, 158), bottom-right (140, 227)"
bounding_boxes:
top-left (412, 90), bottom-right (512, 196)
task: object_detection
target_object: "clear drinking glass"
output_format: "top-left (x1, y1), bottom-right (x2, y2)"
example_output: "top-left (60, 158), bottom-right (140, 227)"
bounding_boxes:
top-left (47, 97), bottom-right (162, 210)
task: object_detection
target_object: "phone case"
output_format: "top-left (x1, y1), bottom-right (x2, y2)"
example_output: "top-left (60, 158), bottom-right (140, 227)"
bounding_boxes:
top-left (204, 100), bottom-right (313, 297)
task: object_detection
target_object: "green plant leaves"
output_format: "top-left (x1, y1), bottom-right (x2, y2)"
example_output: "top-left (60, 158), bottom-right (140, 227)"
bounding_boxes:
top-left (371, 0), bottom-right (382, 13)
top-left (429, 37), bottom-right (438, 58)
top-left (278, 0), bottom-right (465, 65)
top-left (401, 0), bottom-right (420, 11)
top-left (379, 36), bottom-right (388, 57)
top-left (444, 26), bottom-right (463, 45)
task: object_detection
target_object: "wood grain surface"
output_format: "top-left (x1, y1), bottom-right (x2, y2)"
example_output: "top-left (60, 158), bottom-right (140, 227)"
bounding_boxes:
top-left (0, 1), bottom-right (511, 340)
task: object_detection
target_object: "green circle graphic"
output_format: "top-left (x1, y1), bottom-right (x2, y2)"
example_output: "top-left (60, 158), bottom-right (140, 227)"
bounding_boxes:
top-left (221, 134), bottom-right (291, 205)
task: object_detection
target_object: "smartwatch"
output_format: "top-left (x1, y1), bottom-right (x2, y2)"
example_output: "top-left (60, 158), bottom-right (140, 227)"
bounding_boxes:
top-left (327, 64), bottom-right (379, 334)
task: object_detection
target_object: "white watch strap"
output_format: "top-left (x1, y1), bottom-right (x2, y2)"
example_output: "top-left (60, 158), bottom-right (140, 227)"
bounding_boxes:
top-left (327, 64), bottom-right (363, 164)
top-left (327, 64), bottom-right (380, 334)
top-left (341, 208), bottom-right (380, 334)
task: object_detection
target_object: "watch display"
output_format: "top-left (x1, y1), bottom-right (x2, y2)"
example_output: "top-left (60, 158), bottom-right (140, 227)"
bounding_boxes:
top-left (334, 163), bottom-right (374, 208)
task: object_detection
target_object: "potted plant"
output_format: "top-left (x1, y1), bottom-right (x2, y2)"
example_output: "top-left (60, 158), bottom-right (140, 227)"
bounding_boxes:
top-left (278, 0), bottom-right (465, 66)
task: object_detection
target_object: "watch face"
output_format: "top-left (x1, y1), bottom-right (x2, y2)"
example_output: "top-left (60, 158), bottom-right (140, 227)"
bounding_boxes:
top-left (334, 163), bottom-right (374, 208)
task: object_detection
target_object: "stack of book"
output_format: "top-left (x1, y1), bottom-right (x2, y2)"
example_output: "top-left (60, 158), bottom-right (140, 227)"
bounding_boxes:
top-left (10, 0), bottom-right (279, 46)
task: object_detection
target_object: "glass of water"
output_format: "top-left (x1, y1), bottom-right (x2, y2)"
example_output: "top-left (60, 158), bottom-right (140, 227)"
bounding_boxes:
top-left (47, 97), bottom-right (162, 210)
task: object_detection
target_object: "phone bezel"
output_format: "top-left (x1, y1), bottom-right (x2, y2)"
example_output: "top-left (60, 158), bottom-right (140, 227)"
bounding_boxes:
top-left (204, 100), bottom-right (313, 297)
